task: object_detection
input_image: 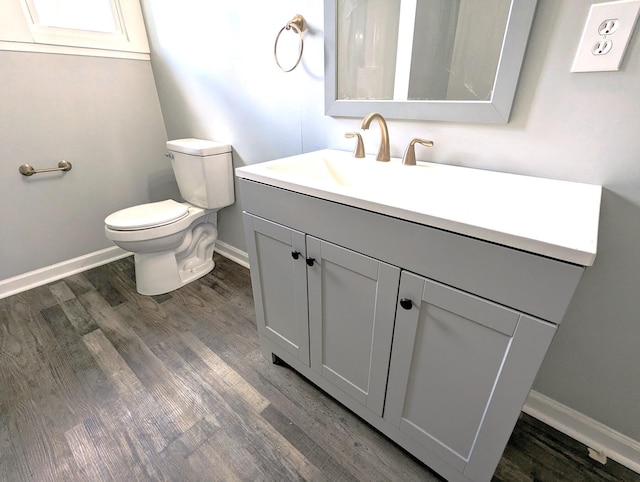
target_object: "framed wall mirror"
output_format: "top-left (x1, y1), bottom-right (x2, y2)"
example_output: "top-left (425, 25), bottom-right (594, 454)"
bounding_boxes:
top-left (324, 0), bottom-right (538, 123)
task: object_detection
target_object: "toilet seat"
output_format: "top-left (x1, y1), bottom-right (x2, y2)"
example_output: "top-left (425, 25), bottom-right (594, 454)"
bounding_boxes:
top-left (105, 199), bottom-right (189, 231)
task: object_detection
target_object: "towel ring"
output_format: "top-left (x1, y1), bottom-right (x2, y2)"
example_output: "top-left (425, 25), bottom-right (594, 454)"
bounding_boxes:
top-left (274, 14), bottom-right (306, 72)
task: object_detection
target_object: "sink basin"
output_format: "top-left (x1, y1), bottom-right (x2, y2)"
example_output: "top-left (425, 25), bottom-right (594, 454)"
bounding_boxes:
top-left (252, 150), bottom-right (444, 198)
top-left (235, 149), bottom-right (601, 265)
top-left (266, 150), bottom-right (365, 188)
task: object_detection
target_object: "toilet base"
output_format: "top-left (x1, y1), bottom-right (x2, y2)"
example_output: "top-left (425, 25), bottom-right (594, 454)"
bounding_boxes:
top-left (131, 218), bottom-right (219, 296)
top-left (133, 251), bottom-right (215, 296)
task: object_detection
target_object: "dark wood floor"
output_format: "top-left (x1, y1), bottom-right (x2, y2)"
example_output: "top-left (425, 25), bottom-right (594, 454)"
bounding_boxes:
top-left (1, 254), bottom-right (638, 482)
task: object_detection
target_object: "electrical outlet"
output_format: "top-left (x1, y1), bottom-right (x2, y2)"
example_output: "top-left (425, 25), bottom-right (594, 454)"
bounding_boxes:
top-left (571, 0), bottom-right (640, 72)
top-left (598, 18), bottom-right (620, 34)
top-left (592, 38), bottom-right (613, 54)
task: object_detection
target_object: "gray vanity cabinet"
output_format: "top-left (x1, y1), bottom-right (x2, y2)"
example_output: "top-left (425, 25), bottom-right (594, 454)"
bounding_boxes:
top-left (386, 271), bottom-right (557, 481)
top-left (306, 237), bottom-right (399, 416)
top-left (243, 214), bottom-right (310, 365)
top-left (245, 212), bottom-right (400, 416)
top-left (239, 177), bottom-right (587, 482)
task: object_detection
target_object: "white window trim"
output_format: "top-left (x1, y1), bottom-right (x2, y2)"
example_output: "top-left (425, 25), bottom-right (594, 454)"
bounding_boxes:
top-left (0, 0), bottom-right (150, 60)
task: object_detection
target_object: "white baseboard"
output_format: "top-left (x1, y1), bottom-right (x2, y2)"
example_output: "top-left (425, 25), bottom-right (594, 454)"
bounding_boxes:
top-left (524, 390), bottom-right (640, 474)
top-left (0, 242), bottom-right (249, 301)
top-left (215, 240), bottom-right (249, 269)
top-left (0, 246), bottom-right (131, 300)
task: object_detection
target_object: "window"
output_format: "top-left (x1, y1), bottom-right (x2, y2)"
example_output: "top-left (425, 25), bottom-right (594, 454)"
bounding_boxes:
top-left (29, 0), bottom-right (119, 32)
top-left (0, 0), bottom-right (149, 59)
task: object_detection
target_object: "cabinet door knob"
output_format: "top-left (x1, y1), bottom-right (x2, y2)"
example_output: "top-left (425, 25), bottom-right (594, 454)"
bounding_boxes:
top-left (291, 251), bottom-right (301, 260)
top-left (306, 257), bottom-right (316, 267)
top-left (400, 298), bottom-right (413, 310)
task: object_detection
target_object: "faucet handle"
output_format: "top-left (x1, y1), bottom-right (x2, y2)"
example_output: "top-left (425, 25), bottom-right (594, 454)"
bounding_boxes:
top-left (345, 132), bottom-right (365, 158)
top-left (402, 138), bottom-right (434, 166)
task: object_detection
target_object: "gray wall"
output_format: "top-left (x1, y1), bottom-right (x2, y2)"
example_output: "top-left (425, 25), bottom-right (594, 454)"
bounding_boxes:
top-left (154, 0), bottom-right (640, 444)
top-left (0, 51), bottom-right (173, 280)
top-left (140, 0), bottom-right (329, 253)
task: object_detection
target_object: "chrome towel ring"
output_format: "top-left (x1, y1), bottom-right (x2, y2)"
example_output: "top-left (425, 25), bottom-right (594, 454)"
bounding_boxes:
top-left (274, 14), bottom-right (306, 72)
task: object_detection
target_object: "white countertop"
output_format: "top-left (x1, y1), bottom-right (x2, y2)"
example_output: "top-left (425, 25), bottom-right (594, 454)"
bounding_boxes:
top-left (236, 149), bottom-right (601, 266)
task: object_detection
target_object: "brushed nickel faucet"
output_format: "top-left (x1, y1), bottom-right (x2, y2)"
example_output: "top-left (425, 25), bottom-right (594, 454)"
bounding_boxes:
top-left (402, 138), bottom-right (434, 165)
top-left (361, 112), bottom-right (390, 162)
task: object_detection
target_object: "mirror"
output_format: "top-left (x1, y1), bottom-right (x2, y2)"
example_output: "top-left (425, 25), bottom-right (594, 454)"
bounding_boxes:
top-left (324, 0), bottom-right (538, 123)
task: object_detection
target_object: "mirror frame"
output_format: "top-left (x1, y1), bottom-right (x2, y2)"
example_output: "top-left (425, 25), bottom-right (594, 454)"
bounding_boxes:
top-left (324, 0), bottom-right (538, 123)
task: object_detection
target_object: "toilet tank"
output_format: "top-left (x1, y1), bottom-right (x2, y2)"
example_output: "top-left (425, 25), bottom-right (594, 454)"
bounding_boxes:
top-left (166, 138), bottom-right (235, 209)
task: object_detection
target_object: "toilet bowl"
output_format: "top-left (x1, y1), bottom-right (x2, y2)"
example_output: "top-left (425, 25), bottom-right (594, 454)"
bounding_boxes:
top-left (104, 139), bottom-right (234, 295)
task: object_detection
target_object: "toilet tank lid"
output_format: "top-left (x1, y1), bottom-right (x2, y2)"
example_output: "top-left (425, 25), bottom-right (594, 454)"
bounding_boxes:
top-left (166, 138), bottom-right (231, 156)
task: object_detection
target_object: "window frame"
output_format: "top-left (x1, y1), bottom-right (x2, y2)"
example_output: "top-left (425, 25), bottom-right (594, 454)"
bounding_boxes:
top-left (0, 0), bottom-right (149, 60)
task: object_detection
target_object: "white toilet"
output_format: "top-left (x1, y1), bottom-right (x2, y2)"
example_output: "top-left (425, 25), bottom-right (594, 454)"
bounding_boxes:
top-left (104, 138), bottom-right (234, 296)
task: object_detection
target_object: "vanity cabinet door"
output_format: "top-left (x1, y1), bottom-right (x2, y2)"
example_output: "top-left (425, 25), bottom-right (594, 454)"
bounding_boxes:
top-left (385, 271), bottom-right (556, 480)
top-left (243, 214), bottom-right (310, 365)
top-left (306, 237), bottom-right (400, 416)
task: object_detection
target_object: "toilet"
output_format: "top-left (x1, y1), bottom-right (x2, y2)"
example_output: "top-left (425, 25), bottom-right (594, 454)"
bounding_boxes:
top-left (104, 138), bottom-right (234, 295)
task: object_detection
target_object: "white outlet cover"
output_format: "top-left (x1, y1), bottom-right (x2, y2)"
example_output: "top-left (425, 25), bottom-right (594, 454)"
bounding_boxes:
top-left (571, 0), bottom-right (640, 72)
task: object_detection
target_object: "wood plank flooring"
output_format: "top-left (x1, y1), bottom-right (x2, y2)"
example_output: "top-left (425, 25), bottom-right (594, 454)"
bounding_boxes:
top-left (0, 254), bottom-right (638, 481)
